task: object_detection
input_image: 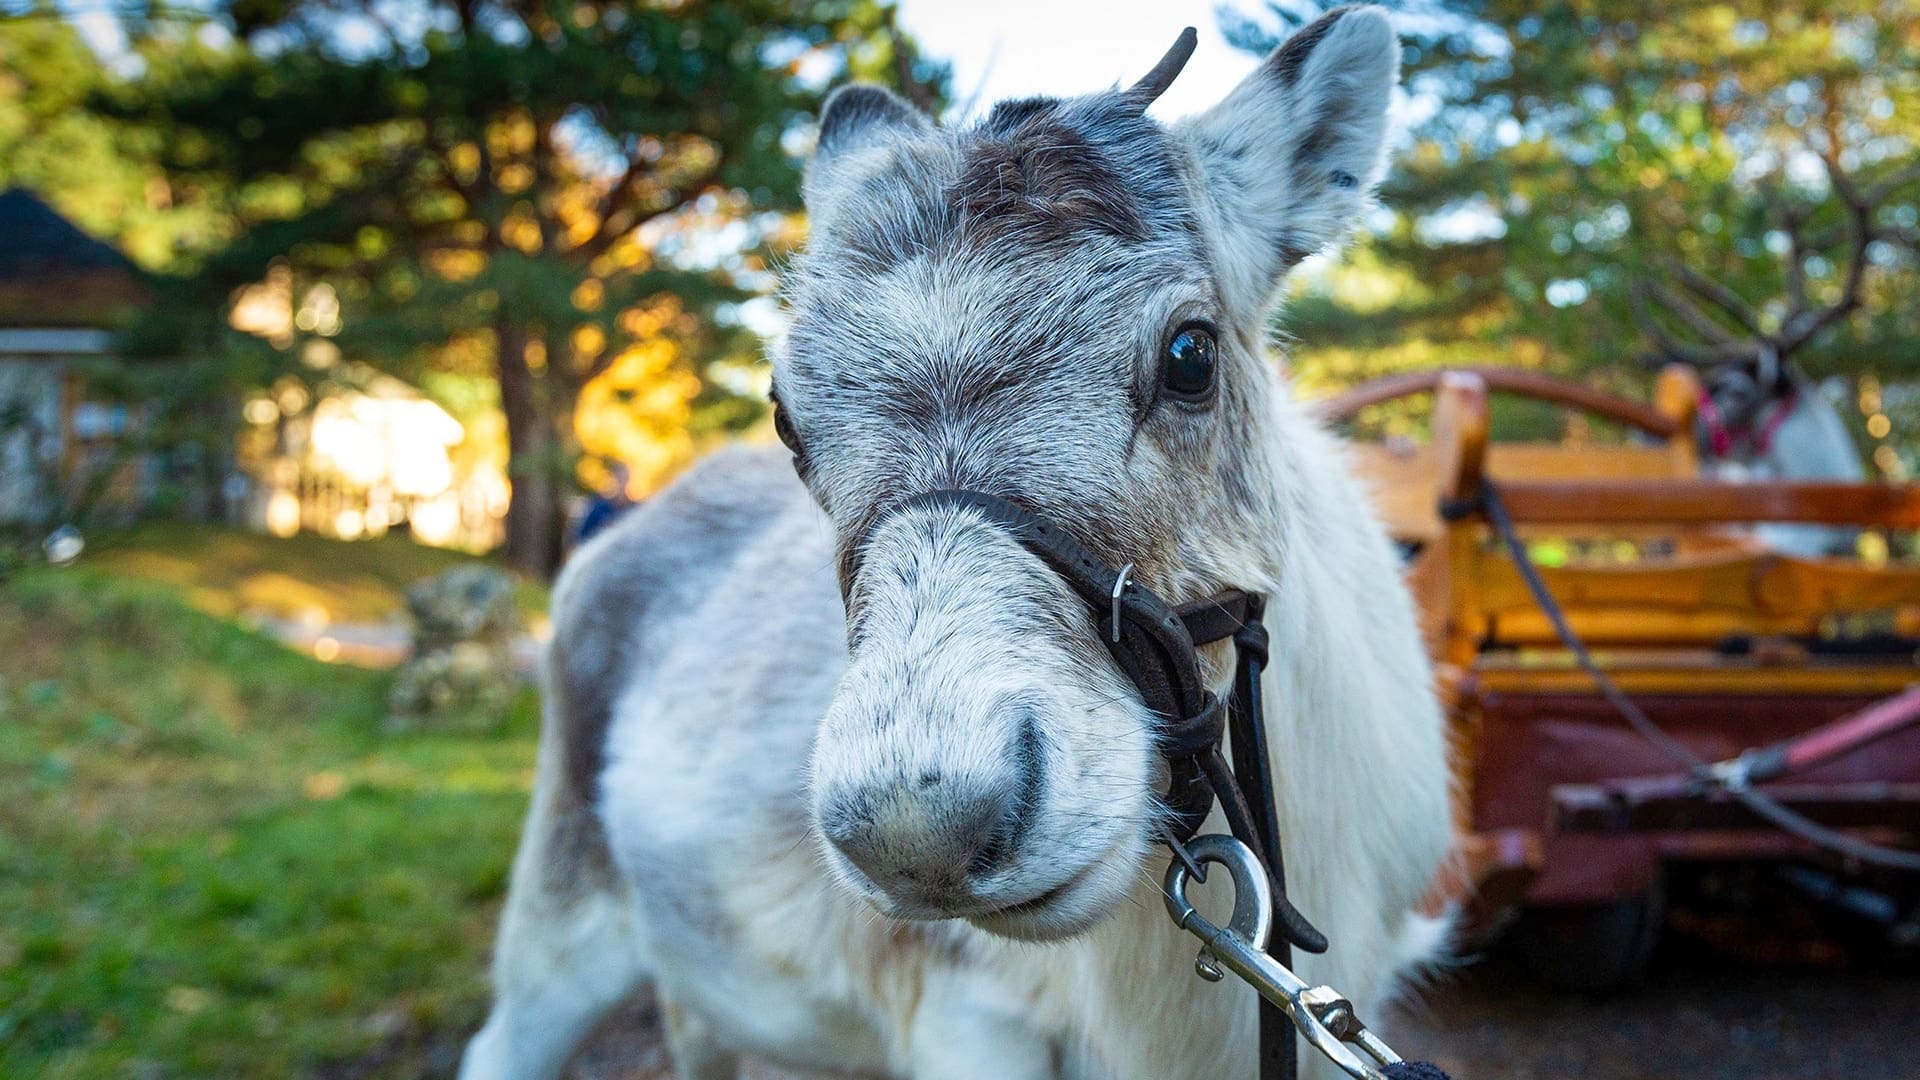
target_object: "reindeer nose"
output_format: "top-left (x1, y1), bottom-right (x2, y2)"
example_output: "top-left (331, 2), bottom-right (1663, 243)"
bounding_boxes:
top-left (819, 769), bottom-right (1023, 897)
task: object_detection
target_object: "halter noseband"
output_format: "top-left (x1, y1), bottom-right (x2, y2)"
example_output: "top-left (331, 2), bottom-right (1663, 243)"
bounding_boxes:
top-left (856, 488), bottom-right (1327, 956)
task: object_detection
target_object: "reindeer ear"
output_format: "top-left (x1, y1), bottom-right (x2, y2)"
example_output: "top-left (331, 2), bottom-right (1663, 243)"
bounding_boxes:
top-left (1181, 6), bottom-right (1399, 314)
top-left (806, 86), bottom-right (927, 209)
top-left (817, 85), bottom-right (926, 156)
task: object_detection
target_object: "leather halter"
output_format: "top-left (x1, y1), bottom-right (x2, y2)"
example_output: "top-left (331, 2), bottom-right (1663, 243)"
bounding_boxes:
top-left (1698, 384), bottom-right (1798, 457)
top-left (858, 488), bottom-right (1327, 1077)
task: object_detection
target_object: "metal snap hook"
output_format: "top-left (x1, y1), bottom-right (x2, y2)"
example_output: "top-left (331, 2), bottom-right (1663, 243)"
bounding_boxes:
top-left (1161, 835), bottom-right (1403, 1080)
top-left (1162, 833), bottom-right (1274, 954)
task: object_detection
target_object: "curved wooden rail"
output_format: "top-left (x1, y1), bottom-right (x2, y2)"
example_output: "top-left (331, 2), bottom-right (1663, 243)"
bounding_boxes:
top-left (1316, 366), bottom-right (1692, 438)
top-left (1492, 479), bottom-right (1920, 528)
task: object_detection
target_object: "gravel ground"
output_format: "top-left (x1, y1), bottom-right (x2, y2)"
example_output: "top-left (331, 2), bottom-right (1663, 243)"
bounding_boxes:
top-left (554, 945), bottom-right (1920, 1080)
top-left (1384, 950), bottom-right (1920, 1080)
top-left (530, 868), bottom-right (1920, 1080)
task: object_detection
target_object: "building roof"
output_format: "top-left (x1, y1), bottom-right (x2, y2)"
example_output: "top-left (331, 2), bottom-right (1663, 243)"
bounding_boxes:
top-left (0, 189), bottom-right (148, 330)
top-left (0, 189), bottom-right (139, 280)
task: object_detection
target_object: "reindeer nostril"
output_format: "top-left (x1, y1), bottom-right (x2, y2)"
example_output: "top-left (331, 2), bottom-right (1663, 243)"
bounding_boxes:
top-left (1009, 706), bottom-right (1047, 841)
top-left (967, 803), bottom-right (1020, 877)
top-left (918, 768), bottom-right (941, 789)
top-left (968, 707), bottom-right (1048, 878)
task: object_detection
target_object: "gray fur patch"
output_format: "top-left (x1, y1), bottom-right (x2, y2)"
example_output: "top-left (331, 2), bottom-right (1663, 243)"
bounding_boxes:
top-left (1271, 6), bottom-right (1354, 85)
top-left (818, 84), bottom-right (924, 154)
top-left (801, 90), bottom-right (1199, 290)
top-left (543, 447), bottom-right (805, 888)
top-left (948, 111), bottom-right (1148, 245)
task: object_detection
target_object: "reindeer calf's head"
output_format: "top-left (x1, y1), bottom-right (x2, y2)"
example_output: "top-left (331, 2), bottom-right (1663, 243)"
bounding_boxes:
top-left (780, 9), bottom-right (1401, 941)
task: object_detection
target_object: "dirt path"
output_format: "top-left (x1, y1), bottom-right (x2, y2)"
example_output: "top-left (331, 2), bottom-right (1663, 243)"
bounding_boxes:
top-left (538, 950), bottom-right (1920, 1080)
top-left (325, 944), bottom-right (1917, 1079)
top-left (1385, 951), bottom-right (1920, 1080)
top-left (253, 613), bottom-right (543, 674)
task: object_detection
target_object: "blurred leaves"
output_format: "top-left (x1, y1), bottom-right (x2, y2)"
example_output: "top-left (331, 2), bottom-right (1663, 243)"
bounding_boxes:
top-left (0, 11), bottom-right (232, 269)
top-left (21, 0), bottom-right (945, 569)
top-left (1234, 0), bottom-right (1920, 400)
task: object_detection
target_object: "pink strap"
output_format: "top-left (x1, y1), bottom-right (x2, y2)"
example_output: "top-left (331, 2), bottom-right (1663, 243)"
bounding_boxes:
top-left (1697, 386), bottom-right (1797, 457)
top-left (1696, 387), bottom-right (1733, 456)
top-left (1784, 685), bottom-right (1920, 775)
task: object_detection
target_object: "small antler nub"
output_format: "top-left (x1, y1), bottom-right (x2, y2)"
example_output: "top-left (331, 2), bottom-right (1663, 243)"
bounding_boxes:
top-left (1126, 27), bottom-right (1199, 109)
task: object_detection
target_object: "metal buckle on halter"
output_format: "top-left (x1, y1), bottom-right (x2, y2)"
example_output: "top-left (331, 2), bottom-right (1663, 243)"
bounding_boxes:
top-left (1110, 562), bottom-right (1135, 644)
top-left (1163, 835), bottom-right (1406, 1080)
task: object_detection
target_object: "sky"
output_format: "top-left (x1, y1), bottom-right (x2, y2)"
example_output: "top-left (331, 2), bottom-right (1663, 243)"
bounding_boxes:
top-left (47, 0), bottom-right (1308, 125)
top-left (47, 0), bottom-right (1273, 111)
top-left (894, 0), bottom-right (1268, 124)
top-left (888, 1), bottom-right (1440, 203)
top-left (886, 0), bottom-right (1470, 268)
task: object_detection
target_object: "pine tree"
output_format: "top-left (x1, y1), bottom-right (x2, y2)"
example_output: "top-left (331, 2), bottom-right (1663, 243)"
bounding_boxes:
top-left (0, 9), bottom-right (230, 270)
top-left (1227, 1), bottom-right (1919, 440)
top-left (118, 0), bottom-right (942, 573)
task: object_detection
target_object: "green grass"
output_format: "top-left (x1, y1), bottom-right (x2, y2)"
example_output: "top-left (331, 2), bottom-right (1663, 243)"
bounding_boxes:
top-left (79, 523), bottom-right (549, 626)
top-left (0, 565), bottom-right (540, 1078)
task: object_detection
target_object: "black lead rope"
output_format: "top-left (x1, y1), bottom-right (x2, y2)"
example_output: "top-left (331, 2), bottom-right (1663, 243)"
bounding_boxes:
top-left (1174, 593), bottom-right (1313, 1080)
top-left (1178, 596), bottom-right (1451, 1080)
top-left (1459, 478), bottom-right (1920, 873)
top-left (1227, 609), bottom-right (1301, 1080)
top-left (867, 490), bottom-right (1451, 1080)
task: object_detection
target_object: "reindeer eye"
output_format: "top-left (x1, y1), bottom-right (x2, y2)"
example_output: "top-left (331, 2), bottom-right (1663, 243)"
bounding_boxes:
top-left (770, 392), bottom-right (804, 458)
top-left (1161, 323), bottom-right (1218, 401)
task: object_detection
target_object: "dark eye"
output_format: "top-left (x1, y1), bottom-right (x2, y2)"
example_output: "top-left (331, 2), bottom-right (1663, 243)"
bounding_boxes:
top-left (1161, 322), bottom-right (1218, 400)
top-left (771, 397), bottom-right (804, 458)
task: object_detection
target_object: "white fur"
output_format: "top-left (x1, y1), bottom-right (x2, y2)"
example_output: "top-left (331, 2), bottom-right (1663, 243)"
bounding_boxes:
top-left (1702, 366), bottom-right (1865, 556)
top-left (462, 11), bottom-right (1452, 1080)
top-left (1184, 8), bottom-right (1399, 315)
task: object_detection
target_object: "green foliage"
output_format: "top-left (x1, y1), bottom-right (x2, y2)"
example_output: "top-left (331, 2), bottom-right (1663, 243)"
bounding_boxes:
top-left (1230, 1), bottom-right (1920, 396)
top-left (0, 10), bottom-right (230, 269)
top-left (0, 564), bottom-right (540, 1077)
top-left (100, 0), bottom-right (944, 569)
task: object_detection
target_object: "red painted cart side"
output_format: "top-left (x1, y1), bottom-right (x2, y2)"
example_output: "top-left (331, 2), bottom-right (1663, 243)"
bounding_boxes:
top-left (1323, 369), bottom-right (1920, 955)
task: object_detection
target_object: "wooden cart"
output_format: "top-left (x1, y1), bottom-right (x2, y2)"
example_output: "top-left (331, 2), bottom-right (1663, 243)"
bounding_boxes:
top-left (1322, 366), bottom-right (1920, 987)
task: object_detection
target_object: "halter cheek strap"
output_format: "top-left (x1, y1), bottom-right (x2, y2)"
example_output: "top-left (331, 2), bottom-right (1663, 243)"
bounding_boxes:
top-left (1699, 385), bottom-right (1800, 457)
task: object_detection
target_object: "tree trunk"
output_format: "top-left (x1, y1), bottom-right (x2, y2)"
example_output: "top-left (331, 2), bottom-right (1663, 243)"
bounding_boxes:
top-left (496, 322), bottom-right (565, 578)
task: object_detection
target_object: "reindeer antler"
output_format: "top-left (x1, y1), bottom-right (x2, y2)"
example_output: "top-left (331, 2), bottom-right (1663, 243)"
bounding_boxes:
top-left (1634, 145), bottom-right (1916, 369)
top-left (1126, 27), bottom-right (1198, 109)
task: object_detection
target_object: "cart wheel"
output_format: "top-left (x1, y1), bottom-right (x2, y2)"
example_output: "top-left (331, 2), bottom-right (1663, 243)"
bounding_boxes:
top-left (1512, 885), bottom-right (1664, 993)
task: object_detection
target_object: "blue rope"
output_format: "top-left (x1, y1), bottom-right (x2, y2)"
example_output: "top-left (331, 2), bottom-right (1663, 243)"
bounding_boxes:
top-left (1384, 1062), bottom-right (1453, 1080)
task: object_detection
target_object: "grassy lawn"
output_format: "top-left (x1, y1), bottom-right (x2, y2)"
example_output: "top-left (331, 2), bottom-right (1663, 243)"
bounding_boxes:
top-left (79, 523), bottom-right (549, 627)
top-left (0, 563), bottom-right (540, 1078)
